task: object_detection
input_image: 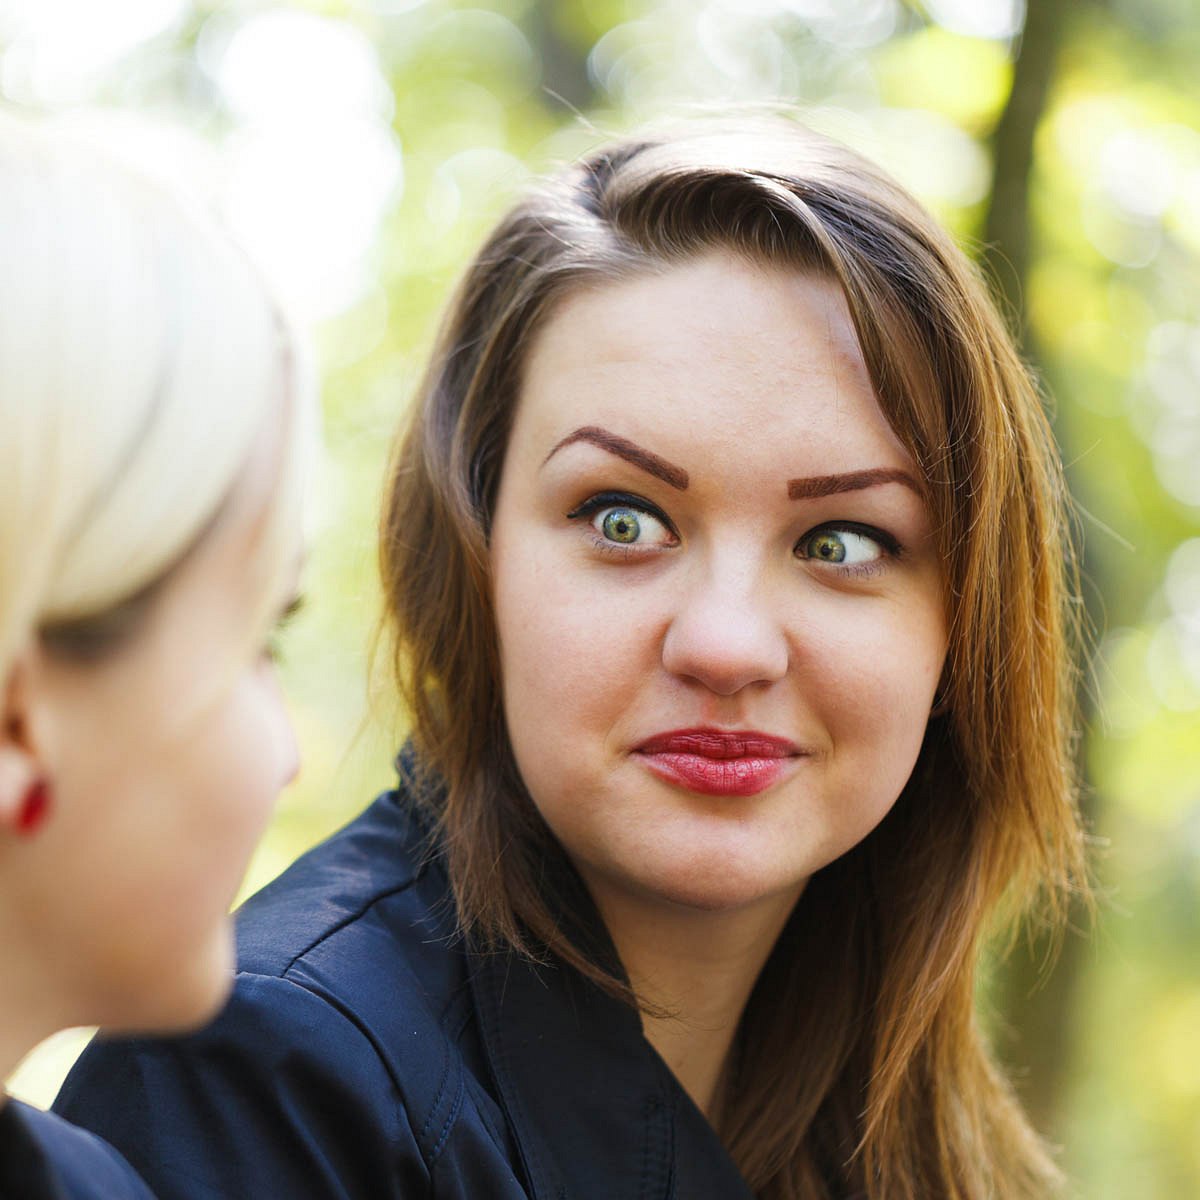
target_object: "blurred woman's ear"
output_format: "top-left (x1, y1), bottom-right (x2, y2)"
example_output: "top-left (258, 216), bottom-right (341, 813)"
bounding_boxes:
top-left (0, 659), bottom-right (43, 833)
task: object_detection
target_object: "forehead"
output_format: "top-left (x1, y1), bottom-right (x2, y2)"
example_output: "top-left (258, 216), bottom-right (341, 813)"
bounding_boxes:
top-left (513, 250), bottom-right (913, 481)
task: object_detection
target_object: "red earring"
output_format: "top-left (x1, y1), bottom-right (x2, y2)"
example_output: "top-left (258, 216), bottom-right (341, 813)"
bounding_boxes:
top-left (16, 779), bottom-right (51, 835)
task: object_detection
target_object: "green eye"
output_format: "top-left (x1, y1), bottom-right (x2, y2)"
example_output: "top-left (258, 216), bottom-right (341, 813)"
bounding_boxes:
top-left (567, 493), bottom-right (676, 552)
top-left (807, 531), bottom-right (847, 562)
top-left (797, 526), bottom-right (887, 567)
top-left (602, 509), bottom-right (641, 543)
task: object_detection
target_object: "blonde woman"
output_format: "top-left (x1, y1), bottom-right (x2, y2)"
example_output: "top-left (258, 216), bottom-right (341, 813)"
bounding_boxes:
top-left (0, 114), bottom-right (313, 1199)
top-left (60, 117), bottom-right (1087, 1199)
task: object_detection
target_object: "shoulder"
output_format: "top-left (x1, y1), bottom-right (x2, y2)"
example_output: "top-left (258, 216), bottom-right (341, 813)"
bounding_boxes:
top-left (234, 784), bottom-right (436, 972)
top-left (54, 787), bottom-right (507, 1199)
top-left (2, 1100), bottom-right (155, 1200)
top-left (233, 787), bottom-right (471, 1055)
top-left (233, 786), bottom-right (478, 1131)
top-left (56, 969), bottom-right (434, 1199)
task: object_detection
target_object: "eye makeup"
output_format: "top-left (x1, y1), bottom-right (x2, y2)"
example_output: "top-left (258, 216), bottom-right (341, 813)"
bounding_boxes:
top-left (794, 520), bottom-right (902, 581)
top-left (567, 491), bottom-right (677, 531)
top-left (566, 491), bottom-right (680, 556)
top-left (263, 594), bottom-right (305, 663)
top-left (796, 520), bottom-right (902, 557)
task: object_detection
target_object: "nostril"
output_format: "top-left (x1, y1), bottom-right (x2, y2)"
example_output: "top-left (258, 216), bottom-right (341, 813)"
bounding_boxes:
top-left (661, 602), bottom-right (789, 695)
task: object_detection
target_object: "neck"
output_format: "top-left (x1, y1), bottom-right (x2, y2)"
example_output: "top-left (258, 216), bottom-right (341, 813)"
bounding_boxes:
top-left (0, 1002), bottom-right (54, 1094)
top-left (0, 912), bottom-right (71, 1090)
top-left (589, 883), bottom-right (802, 1123)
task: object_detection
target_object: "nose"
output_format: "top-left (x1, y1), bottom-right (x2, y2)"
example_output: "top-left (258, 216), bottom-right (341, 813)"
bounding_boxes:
top-left (278, 714), bottom-right (301, 790)
top-left (660, 558), bottom-right (790, 696)
top-left (261, 663), bottom-right (301, 789)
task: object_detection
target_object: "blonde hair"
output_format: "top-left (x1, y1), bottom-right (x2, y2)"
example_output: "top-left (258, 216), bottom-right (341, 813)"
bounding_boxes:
top-left (383, 117), bottom-right (1088, 1199)
top-left (0, 112), bottom-right (311, 674)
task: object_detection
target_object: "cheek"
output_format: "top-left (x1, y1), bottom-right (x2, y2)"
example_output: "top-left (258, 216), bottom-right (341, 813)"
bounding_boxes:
top-left (493, 542), bottom-right (645, 731)
top-left (802, 592), bottom-right (946, 754)
top-left (133, 671), bottom-right (289, 906)
top-left (199, 670), bottom-right (293, 839)
top-left (126, 673), bottom-right (290, 990)
top-left (44, 676), bottom-right (289, 1026)
top-left (493, 545), bottom-right (661, 831)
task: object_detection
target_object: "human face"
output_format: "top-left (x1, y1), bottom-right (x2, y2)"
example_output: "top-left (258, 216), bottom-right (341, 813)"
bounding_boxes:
top-left (490, 251), bottom-right (947, 925)
top-left (16, 411), bottom-right (301, 1032)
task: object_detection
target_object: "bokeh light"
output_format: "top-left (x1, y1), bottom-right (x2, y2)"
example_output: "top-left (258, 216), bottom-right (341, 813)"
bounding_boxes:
top-left (2, 3), bottom-right (1198, 1194)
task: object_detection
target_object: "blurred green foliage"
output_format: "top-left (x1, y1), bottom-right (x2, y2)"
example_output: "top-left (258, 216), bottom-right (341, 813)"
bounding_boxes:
top-left (3, 1), bottom-right (1199, 1194)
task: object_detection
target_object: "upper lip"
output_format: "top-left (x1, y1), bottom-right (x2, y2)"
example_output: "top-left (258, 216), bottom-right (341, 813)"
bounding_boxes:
top-left (634, 728), bottom-right (803, 758)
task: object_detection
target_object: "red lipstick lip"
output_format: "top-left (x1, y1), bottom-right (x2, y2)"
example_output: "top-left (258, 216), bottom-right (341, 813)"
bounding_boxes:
top-left (634, 728), bottom-right (802, 758)
top-left (633, 728), bottom-right (805, 797)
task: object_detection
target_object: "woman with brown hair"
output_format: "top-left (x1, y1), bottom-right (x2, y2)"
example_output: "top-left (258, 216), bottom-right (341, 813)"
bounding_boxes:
top-left (57, 116), bottom-right (1088, 1200)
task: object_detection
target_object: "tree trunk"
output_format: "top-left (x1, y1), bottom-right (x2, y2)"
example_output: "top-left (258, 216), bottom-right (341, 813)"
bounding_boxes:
top-left (981, 0), bottom-right (1099, 1141)
top-left (525, 1), bottom-right (595, 117)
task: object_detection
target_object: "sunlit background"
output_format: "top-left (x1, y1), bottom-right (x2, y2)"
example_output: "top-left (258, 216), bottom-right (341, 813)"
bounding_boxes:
top-left (3, 1), bottom-right (1198, 1195)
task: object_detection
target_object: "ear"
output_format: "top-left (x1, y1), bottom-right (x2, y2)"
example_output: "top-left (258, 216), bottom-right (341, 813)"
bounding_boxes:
top-left (0, 650), bottom-right (45, 831)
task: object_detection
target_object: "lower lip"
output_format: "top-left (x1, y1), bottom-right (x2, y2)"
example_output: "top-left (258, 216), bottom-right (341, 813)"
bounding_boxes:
top-left (636, 752), bottom-right (793, 797)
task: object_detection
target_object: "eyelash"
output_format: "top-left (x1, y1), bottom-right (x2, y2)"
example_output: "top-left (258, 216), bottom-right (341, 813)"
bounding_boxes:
top-left (566, 493), bottom-right (902, 574)
top-left (795, 521), bottom-right (903, 580)
top-left (262, 596), bottom-right (305, 664)
top-left (565, 491), bottom-right (679, 552)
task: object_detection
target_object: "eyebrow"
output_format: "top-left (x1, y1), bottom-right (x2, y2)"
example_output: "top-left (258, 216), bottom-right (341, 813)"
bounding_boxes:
top-left (543, 426), bottom-right (689, 490)
top-left (788, 468), bottom-right (923, 500)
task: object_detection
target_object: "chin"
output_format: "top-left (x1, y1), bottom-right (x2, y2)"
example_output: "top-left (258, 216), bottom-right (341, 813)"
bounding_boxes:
top-left (159, 968), bottom-right (236, 1032)
top-left (624, 851), bottom-right (809, 915)
top-left (661, 880), bottom-right (796, 915)
top-left (167, 934), bottom-right (238, 1029)
top-left (108, 930), bottom-right (237, 1036)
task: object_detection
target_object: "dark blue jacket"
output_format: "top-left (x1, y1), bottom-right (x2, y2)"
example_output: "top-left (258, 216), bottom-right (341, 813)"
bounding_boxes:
top-left (54, 767), bottom-right (754, 1199)
top-left (0, 1099), bottom-right (154, 1200)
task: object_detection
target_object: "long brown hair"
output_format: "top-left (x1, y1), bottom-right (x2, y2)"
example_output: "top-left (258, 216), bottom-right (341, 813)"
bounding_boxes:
top-left (381, 117), bottom-right (1088, 1199)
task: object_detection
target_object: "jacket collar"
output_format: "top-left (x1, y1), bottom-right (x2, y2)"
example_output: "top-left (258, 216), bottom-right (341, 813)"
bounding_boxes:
top-left (469, 942), bottom-right (754, 1200)
top-left (397, 745), bottom-right (754, 1199)
top-left (467, 862), bottom-right (753, 1198)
